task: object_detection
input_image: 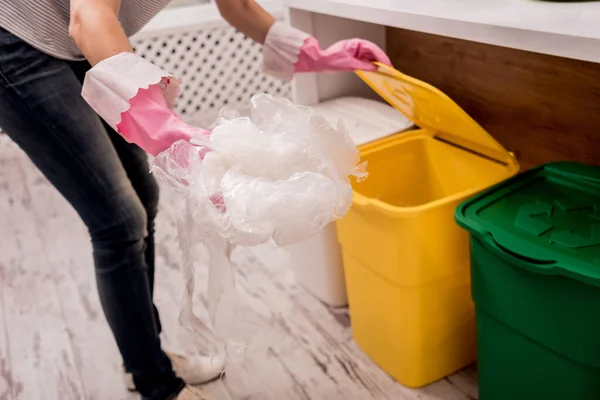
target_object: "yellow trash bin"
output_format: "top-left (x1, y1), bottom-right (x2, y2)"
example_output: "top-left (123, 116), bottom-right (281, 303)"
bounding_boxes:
top-left (336, 65), bottom-right (519, 388)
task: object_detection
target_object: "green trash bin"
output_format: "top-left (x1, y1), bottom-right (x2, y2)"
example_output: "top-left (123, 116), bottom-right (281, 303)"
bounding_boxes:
top-left (455, 162), bottom-right (600, 400)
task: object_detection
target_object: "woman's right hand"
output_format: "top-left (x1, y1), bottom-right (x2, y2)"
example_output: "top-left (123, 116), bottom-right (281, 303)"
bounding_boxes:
top-left (69, 0), bottom-right (133, 66)
top-left (82, 52), bottom-right (209, 157)
top-left (118, 83), bottom-right (211, 157)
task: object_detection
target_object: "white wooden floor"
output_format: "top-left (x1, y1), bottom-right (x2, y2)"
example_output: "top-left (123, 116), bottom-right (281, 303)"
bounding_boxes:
top-left (0, 136), bottom-right (478, 400)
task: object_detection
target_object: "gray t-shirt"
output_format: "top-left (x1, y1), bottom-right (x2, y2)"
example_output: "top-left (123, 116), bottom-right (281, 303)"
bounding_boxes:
top-left (0, 0), bottom-right (172, 60)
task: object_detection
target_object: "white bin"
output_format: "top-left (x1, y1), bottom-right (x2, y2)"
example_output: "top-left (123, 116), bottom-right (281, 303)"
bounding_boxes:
top-left (288, 97), bottom-right (413, 306)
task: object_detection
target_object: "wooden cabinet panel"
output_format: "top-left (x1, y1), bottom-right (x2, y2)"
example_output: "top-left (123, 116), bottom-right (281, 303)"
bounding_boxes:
top-left (386, 28), bottom-right (600, 170)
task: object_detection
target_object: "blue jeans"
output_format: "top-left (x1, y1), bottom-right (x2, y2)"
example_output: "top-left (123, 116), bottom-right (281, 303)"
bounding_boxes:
top-left (0, 27), bottom-right (184, 400)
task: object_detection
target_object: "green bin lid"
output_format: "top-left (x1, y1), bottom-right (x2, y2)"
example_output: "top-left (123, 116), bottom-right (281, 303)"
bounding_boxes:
top-left (455, 162), bottom-right (600, 287)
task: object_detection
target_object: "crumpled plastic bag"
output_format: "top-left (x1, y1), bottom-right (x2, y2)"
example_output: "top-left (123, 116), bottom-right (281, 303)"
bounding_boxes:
top-left (150, 93), bottom-right (366, 357)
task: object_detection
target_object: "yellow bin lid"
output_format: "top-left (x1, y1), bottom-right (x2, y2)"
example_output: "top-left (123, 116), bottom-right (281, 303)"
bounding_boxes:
top-left (356, 64), bottom-right (514, 166)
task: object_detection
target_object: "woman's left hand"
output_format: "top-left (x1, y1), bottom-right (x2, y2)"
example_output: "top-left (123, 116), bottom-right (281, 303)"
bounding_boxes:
top-left (262, 22), bottom-right (391, 81)
top-left (295, 36), bottom-right (391, 74)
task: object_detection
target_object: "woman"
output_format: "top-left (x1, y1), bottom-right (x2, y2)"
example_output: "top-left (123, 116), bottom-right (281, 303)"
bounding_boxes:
top-left (0, 0), bottom-right (390, 399)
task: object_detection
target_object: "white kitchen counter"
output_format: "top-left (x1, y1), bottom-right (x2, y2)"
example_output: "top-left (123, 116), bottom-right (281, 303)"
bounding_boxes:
top-left (285, 0), bottom-right (600, 64)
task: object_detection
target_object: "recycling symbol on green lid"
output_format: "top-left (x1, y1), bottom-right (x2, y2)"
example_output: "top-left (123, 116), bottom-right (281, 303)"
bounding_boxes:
top-left (515, 201), bottom-right (600, 249)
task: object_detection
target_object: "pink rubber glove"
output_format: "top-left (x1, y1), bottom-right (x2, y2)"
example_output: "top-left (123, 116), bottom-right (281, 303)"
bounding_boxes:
top-left (82, 53), bottom-right (223, 209)
top-left (263, 22), bottom-right (391, 81)
top-left (112, 84), bottom-right (227, 209)
top-left (122, 88), bottom-right (226, 210)
top-left (118, 84), bottom-right (210, 157)
top-left (120, 85), bottom-right (225, 209)
top-left (295, 36), bottom-right (391, 74)
top-left (81, 53), bottom-right (210, 157)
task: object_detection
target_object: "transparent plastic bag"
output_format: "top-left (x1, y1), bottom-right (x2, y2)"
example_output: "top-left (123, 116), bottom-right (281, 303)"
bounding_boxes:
top-left (150, 94), bottom-right (366, 357)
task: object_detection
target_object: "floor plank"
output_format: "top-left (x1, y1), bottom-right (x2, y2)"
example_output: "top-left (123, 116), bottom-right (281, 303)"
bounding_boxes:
top-left (0, 159), bottom-right (86, 400)
top-left (0, 142), bottom-right (479, 400)
top-left (0, 277), bottom-right (13, 400)
top-left (16, 157), bottom-right (133, 400)
top-left (0, 158), bottom-right (15, 400)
